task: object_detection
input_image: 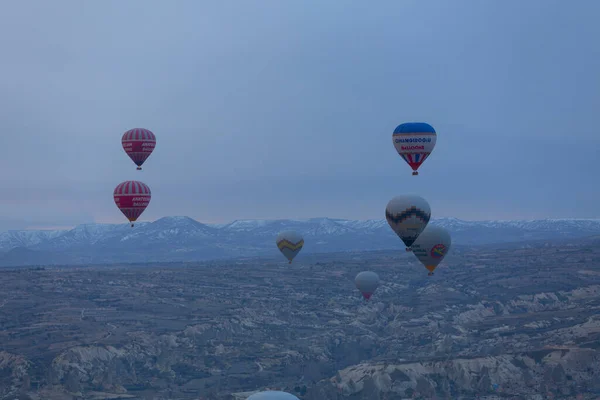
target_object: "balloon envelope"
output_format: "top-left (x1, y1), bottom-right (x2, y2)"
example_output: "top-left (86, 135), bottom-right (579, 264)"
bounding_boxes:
top-left (392, 122), bottom-right (436, 175)
top-left (411, 225), bottom-right (451, 274)
top-left (355, 271), bottom-right (380, 300)
top-left (385, 195), bottom-right (431, 248)
top-left (114, 181), bottom-right (151, 226)
top-left (122, 128), bottom-right (156, 170)
top-left (276, 231), bottom-right (304, 263)
top-left (247, 391), bottom-right (300, 400)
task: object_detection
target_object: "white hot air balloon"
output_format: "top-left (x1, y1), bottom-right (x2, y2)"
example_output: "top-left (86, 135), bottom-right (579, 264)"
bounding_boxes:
top-left (355, 271), bottom-right (380, 301)
top-left (247, 391), bottom-right (300, 400)
top-left (411, 225), bottom-right (451, 276)
top-left (276, 231), bottom-right (304, 264)
top-left (385, 195), bottom-right (431, 251)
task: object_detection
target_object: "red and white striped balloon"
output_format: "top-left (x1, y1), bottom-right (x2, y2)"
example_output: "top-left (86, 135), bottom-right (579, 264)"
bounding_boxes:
top-left (121, 128), bottom-right (156, 170)
top-left (113, 181), bottom-right (151, 227)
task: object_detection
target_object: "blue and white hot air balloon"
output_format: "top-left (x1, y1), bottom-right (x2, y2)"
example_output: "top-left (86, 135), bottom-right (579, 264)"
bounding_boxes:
top-left (392, 122), bottom-right (437, 175)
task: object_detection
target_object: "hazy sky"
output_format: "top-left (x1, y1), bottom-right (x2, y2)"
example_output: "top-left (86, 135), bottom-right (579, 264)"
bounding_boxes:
top-left (0, 0), bottom-right (599, 230)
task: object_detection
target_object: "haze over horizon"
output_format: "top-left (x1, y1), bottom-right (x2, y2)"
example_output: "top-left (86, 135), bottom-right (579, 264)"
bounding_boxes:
top-left (1, 0), bottom-right (599, 231)
top-left (12, 214), bottom-right (600, 234)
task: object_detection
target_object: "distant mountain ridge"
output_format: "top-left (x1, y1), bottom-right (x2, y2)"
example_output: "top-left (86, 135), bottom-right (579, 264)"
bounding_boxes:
top-left (0, 216), bottom-right (599, 267)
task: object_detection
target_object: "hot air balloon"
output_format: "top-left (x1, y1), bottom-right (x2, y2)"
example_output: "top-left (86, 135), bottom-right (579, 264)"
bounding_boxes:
top-left (411, 225), bottom-right (451, 276)
top-left (276, 231), bottom-right (304, 264)
top-left (392, 122), bottom-right (436, 175)
top-left (355, 271), bottom-right (380, 301)
top-left (113, 181), bottom-right (151, 227)
top-left (385, 195), bottom-right (431, 251)
top-left (122, 128), bottom-right (156, 170)
top-left (247, 392), bottom-right (300, 400)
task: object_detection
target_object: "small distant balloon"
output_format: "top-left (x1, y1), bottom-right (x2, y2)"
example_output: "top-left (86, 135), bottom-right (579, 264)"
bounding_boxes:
top-left (122, 128), bottom-right (156, 170)
top-left (355, 271), bottom-right (380, 301)
top-left (276, 231), bottom-right (304, 264)
top-left (114, 181), bottom-right (151, 227)
top-left (385, 195), bottom-right (431, 251)
top-left (411, 225), bottom-right (451, 276)
top-left (392, 122), bottom-right (437, 175)
top-left (247, 391), bottom-right (300, 400)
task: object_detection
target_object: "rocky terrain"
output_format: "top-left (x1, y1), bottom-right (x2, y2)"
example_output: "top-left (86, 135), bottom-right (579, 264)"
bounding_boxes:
top-left (1, 216), bottom-right (600, 266)
top-left (0, 236), bottom-right (599, 399)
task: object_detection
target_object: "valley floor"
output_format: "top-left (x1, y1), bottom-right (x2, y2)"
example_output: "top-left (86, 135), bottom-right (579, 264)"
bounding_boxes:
top-left (0, 238), bottom-right (599, 399)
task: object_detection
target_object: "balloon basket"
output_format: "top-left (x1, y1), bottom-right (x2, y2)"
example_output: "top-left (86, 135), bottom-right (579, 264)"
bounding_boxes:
top-left (428, 272), bottom-right (434, 276)
top-left (130, 223), bottom-right (134, 227)
top-left (412, 171), bottom-right (418, 176)
top-left (136, 166), bottom-right (142, 170)
top-left (288, 261), bottom-right (292, 264)
top-left (405, 248), bottom-right (412, 252)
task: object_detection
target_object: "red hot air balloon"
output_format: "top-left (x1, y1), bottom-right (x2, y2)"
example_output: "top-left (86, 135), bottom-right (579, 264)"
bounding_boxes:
top-left (121, 128), bottom-right (156, 170)
top-left (113, 181), bottom-right (151, 227)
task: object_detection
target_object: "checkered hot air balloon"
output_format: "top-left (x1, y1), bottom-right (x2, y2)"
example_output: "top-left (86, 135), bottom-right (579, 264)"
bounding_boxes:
top-left (113, 181), bottom-right (151, 227)
top-left (392, 122), bottom-right (437, 175)
top-left (121, 128), bottom-right (156, 170)
top-left (385, 195), bottom-right (431, 252)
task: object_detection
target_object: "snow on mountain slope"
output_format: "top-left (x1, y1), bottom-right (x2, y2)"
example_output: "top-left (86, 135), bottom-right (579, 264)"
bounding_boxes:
top-left (221, 219), bottom-right (274, 232)
top-left (337, 219), bottom-right (388, 232)
top-left (221, 218), bottom-right (356, 237)
top-left (0, 216), bottom-right (599, 266)
top-left (0, 229), bottom-right (64, 251)
top-left (116, 216), bottom-right (219, 246)
top-left (36, 223), bottom-right (139, 251)
top-left (496, 219), bottom-right (600, 232)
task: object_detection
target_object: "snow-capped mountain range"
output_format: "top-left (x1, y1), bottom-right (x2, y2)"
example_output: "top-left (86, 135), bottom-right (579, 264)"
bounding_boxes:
top-left (0, 216), bottom-right (599, 267)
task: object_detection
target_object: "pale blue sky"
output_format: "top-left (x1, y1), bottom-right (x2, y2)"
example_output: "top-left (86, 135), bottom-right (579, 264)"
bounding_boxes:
top-left (0, 0), bottom-right (598, 230)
